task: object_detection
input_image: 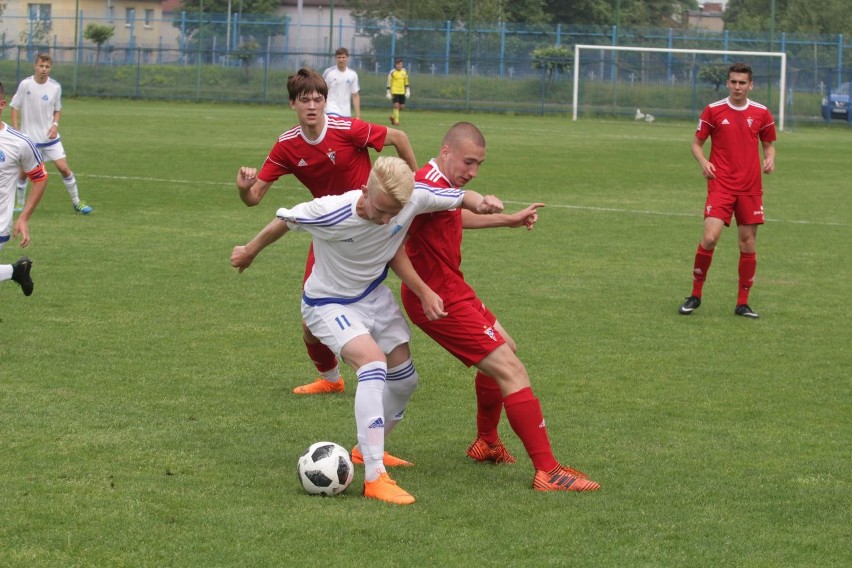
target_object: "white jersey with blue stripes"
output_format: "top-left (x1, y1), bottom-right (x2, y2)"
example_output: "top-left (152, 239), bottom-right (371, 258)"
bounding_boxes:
top-left (10, 76), bottom-right (62, 145)
top-left (277, 184), bottom-right (465, 305)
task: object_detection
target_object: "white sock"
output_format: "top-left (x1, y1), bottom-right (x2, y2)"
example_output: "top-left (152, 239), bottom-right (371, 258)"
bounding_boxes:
top-left (319, 366), bottom-right (341, 382)
top-left (354, 361), bottom-right (387, 482)
top-left (0, 265), bottom-right (12, 281)
top-left (16, 180), bottom-right (27, 206)
top-left (383, 358), bottom-right (419, 437)
top-left (63, 173), bottom-right (80, 205)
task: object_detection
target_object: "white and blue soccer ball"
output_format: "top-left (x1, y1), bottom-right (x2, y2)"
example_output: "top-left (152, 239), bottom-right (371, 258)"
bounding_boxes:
top-left (296, 441), bottom-right (354, 495)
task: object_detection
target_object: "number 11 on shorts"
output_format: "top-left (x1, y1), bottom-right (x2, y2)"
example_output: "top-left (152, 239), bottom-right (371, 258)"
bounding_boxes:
top-left (334, 314), bottom-right (352, 330)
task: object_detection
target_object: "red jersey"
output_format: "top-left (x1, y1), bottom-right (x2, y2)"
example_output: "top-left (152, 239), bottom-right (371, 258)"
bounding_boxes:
top-left (259, 116), bottom-right (387, 197)
top-left (696, 98), bottom-right (776, 195)
top-left (403, 160), bottom-right (475, 313)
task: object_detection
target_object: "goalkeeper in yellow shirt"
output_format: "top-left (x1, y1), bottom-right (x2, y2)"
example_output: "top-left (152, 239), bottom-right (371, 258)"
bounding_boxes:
top-left (386, 58), bottom-right (410, 126)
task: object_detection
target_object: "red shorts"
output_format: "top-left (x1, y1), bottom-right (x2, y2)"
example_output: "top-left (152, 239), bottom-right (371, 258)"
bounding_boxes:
top-left (411, 296), bottom-right (505, 367)
top-left (704, 192), bottom-right (764, 226)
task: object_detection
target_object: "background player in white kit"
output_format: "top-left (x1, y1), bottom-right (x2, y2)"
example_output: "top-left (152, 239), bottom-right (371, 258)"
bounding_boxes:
top-left (11, 53), bottom-right (92, 215)
top-left (230, 156), bottom-right (504, 505)
top-left (0, 80), bottom-right (48, 296)
top-left (322, 47), bottom-right (360, 119)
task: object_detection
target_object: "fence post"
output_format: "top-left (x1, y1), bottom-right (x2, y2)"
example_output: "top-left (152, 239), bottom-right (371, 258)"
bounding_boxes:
top-left (136, 48), bottom-right (142, 98)
top-left (667, 28), bottom-right (673, 80)
top-left (837, 34), bottom-right (844, 89)
top-left (499, 21), bottom-right (506, 78)
top-left (444, 21), bottom-right (451, 76)
top-left (180, 12), bottom-right (186, 66)
top-left (390, 20), bottom-right (397, 68)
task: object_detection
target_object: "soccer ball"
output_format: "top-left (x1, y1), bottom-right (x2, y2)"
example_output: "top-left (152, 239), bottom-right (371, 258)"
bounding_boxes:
top-left (296, 441), bottom-right (354, 495)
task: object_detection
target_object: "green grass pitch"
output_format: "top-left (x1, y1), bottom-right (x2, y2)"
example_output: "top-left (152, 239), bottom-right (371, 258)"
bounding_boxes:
top-left (0, 100), bottom-right (849, 566)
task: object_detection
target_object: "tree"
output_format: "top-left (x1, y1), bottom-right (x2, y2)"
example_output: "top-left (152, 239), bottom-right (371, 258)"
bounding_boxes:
top-left (543, 0), bottom-right (613, 26)
top-left (84, 23), bottom-right (115, 67)
top-left (699, 64), bottom-right (728, 91)
top-left (233, 40), bottom-right (260, 78)
top-left (532, 44), bottom-right (573, 83)
top-left (725, 0), bottom-right (852, 35)
top-left (174, 0), bottom-right (285, 62)
top-left (349, 0), bottom-right (550, 25)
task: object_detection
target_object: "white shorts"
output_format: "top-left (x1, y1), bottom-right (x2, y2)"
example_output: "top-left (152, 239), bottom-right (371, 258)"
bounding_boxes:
top-left (0, 187), bottom-right (13, 249)
top-left (37, 139), bottom-right (67, 163)
top-left (302, 285), bottom-right (411, 357)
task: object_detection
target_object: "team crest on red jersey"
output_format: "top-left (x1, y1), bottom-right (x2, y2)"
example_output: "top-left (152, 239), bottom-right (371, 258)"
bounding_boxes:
top-left (483, 326), bottom-right (497, 341)
top-left (327, 149), bottom-right (336, 163)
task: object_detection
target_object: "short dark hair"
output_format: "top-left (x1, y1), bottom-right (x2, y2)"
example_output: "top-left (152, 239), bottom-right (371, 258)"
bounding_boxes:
top-left (335, 47), bottom-right (349, 57)
top-left (0, 81), bottom-right (5, 99)
top-left (728, 62), bottom-right (753, 81)
top-left (394, 58), bottom-right (403, 65)
top-left (287, 68), bottom-right (328, 102)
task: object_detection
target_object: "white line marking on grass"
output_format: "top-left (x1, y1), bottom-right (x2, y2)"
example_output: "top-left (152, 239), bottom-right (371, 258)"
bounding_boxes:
top-left (503, 200), bottom-right (849, 227)
top-left (78, 175), bottom-right (849, 228)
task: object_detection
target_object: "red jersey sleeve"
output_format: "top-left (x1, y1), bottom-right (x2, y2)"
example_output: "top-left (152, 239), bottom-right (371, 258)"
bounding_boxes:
top-left (350, 119), bottom-right (388, 153)
top-left (258, 140), bottom-right (292, 183)
top-left (696, 106), bottom-right (714, 141)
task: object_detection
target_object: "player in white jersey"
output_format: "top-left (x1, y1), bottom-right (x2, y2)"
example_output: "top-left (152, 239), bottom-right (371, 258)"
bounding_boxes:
top-left (0, 80), bottom-right (48, 296)
top-left (322, 47), bottom-right (360, 118)
top-left (231, 156), bottom-right (504, 505)
top-left (10, 53), bottom-right (92, 215)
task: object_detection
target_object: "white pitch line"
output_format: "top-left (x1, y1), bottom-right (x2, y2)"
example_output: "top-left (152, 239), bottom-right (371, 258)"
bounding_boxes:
top-left (502, 201), bottom-right (849, 227)
top-left (77, 174), bottom-right (849, 228)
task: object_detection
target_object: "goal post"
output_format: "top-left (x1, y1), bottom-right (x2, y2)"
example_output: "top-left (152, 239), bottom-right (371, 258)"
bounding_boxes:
top-left (572, 45), bottom-right (787, 131)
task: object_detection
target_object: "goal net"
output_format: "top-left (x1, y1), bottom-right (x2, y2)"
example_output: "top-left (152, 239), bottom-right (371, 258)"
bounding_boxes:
top-left (572, 45), bottom-right (787, 130)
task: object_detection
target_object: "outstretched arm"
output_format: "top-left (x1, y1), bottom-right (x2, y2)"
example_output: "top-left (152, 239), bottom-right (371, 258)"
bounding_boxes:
top-left (460, 189), bottom-right (504, 215)
top-left (389, 243), bottom-right (447, 320)
top-left (231, 218), bottom-right (290, 273)
top-left (461, 203), bottom-right (545, 230)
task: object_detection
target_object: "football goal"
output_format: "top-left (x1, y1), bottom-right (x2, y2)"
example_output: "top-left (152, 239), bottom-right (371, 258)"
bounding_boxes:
top-left (572, 45), bottom-right (787, 131)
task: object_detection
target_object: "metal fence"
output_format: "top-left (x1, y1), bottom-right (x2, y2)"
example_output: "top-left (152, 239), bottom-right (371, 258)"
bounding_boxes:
top-left (1, 11), bottom-right (849, 124)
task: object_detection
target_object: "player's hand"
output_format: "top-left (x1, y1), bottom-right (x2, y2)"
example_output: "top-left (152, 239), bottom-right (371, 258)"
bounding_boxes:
top-left (476, 195), bottom-right (504, 215)
top-left (405, 88), bottom-right (411, 99)
top-left (507, 203), bottom-right (546, 230)
top-left (763, 157), bottom-right (775, 174)
top-left (47, 124), bottom-right (58, 140)
top-left (231, 245), bottom-right (255, 273)
top-left (12, 218), bottom-right (30, 248)
top-left (420, 288), bottom-right (448, 321)
top-left (700, 160), bottom-right (716, 179)
top-left (237, 167), bottom-right (257, 190)
top-left (385, 90), bottom-right (392, 100)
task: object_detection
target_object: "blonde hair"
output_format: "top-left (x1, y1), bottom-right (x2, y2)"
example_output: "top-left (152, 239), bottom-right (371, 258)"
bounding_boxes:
top-left (367, 156), bottom-right (414, 206)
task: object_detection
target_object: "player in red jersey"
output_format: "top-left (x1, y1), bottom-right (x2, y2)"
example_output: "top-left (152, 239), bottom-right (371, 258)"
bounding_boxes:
top-left (236, 68), bottom-right (418, 396)
top-left (679, 62), bottom-right (777, 319)
top-left (397, 122), bottom-right (600, 492)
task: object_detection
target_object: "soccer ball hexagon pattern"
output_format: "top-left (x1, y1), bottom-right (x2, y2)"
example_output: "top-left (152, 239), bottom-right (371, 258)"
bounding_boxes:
top-left (296, 441), bottom-right (354, 495)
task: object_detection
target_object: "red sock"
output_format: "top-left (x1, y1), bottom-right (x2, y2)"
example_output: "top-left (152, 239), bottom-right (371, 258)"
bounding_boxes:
top-left (474, 372), bottom-right (503, 444)
top-left (738, 252), bottom-right (756, 305)
top-left (304, 339), bottom-right (338, 374)
top-left (503, 387), bottom-right (558, 472)
top-left (691, 244), bottom-right (715, 298)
